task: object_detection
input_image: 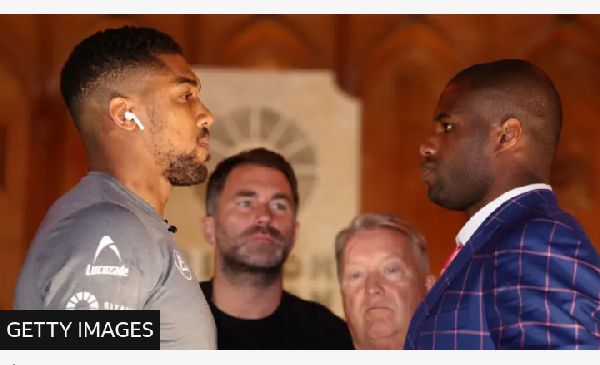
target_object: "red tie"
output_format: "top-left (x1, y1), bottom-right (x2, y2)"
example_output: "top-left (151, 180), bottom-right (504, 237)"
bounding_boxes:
top-left (440, 244), bottom-right (463, 276)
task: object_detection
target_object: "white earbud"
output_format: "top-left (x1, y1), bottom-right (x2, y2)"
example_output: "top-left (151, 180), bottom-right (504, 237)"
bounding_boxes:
top-left (124, 111), bottom-right (144, 131)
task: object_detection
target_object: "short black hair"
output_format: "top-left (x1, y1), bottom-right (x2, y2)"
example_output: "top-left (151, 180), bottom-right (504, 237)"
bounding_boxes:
top-left (59, 25), bottom-right (183, 129)
top-left (451, 59), bottom-right (562, 157)
top-left (205, 148), bottom-right (299, 217)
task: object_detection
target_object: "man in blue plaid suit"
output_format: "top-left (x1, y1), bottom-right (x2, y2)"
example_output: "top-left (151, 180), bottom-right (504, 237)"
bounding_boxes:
top-left (408, 59), bottom-right (600, 349)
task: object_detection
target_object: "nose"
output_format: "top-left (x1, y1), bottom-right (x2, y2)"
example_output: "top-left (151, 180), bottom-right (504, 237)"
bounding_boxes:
top-left (365, 274), bottom-right (384, 296)
top-left (255, 203), bottom-right (273, 226)
top-left (419, 135), bottom-right (438, 158)
top-left (196, 102), bottom-right (215, 129)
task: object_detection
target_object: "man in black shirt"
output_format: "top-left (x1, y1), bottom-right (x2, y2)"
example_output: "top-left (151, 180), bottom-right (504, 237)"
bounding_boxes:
top-left (199, 147), bottom-right (354, 349)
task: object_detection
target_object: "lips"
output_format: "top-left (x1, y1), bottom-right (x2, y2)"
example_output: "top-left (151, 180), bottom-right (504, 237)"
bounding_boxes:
top-left (248, 234), bottom-right (276, 243)
top-left (198, 139), bottom-right (210, 149)
top-left (364, 305), bottom-right (394, 315)
top-left (420, 162), bottom-right (435, 181)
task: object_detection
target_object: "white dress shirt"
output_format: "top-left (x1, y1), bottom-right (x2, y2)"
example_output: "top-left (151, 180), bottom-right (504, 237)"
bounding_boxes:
top-left (455, 183), bottom-right (553, 247)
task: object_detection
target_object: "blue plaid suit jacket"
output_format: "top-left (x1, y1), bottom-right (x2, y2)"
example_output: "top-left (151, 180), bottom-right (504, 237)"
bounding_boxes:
top-left (404, 189), bottom-right (600, 349)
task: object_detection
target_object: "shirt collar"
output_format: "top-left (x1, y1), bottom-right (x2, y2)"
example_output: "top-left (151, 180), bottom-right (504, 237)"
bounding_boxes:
top-left (455, 183), bottom-right (552, 246)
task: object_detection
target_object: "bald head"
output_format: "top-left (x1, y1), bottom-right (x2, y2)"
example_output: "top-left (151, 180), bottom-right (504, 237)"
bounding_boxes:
top-left (420, 59), bottom-right (563, 214)
top-left (450, 59), bottom-right (562, 163)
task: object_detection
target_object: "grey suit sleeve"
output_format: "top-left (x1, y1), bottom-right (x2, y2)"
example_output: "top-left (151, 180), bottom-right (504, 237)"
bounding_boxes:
top-left (37, 203), bottom-right (160, 310)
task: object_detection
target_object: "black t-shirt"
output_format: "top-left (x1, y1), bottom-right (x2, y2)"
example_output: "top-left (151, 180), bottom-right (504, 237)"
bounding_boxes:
top-left (199, 280), bottom-right (355, 350)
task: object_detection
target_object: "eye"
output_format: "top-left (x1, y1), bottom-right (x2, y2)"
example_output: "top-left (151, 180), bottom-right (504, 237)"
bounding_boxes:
top-left (181, 92), bottom-right (193, 101)
top-left (384, 265), bottom-right (406, 280)
top-left (441, 122), bottom-right (453, 132)
top-left (345, 270), bottom-right (363, 280)
top-left (343, 269), bottom-right (365, 286)
top-left (237, 200), bottom-right (251, 208)
top-left (271, 201), bottom-right (288, 211)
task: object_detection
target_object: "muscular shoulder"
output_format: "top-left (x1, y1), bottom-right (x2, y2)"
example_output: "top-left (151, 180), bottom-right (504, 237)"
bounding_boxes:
top-left (32, 202), bottom-right (164, 278)
top-left (64, 202), bottom-right (147, 233)
top-left (486, 213), bottom-right (599, 288)
top-left (494, 213), bottom-right (591, 256)
top-left (44, 202), bottom-right (153, 249)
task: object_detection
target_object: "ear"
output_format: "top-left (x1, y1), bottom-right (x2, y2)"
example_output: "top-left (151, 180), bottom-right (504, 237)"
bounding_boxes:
top-left (200, 216), bottom-right (216, 247)
top-left (495, 117), bottom-right (522, 153)
top-left (425, 274), bottom-right (436, 292)
top-left (108, 97), bottom-right (138, 131)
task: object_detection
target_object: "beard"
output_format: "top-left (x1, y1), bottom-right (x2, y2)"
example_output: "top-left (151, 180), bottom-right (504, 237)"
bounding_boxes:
top-left (426, 153), bottom-right (492, 212)
top-left (153, 127), bottom-right (210, 186)
top-left (165, 150), bottom-right (209, 186)
top-left (216, 223), bottom-right (294, 287)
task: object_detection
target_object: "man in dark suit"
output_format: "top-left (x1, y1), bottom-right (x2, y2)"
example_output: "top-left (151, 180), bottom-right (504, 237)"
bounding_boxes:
top-left (407, 58), bottom-right (600, 349)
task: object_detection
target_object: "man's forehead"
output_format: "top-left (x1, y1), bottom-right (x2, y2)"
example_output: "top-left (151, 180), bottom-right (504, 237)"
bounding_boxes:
top-left (343, 249), bottom-right (410, 268)
top-left (230, 164), bottom-right (288, 182)
top-left (437, 81), bottom-right (466, 108)
top-left (224, 165), bottom-right (292, 194)
top-left (435, 84), bottom-right (484, 118)
top-left (156, 53), bottom-right (199, 85)
top-left (345, 229), bottom-right (411, 255)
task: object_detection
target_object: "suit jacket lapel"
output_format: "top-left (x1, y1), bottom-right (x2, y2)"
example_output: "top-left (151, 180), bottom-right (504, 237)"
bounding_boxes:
top-left (408, 189), bottom-right (556, 339)
top-left (406, 217), bottom-right (502, 343)
top-left (421, 217), bottom-right (502, 315)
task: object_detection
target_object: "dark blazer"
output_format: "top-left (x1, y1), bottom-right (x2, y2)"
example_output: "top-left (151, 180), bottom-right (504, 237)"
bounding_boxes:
top-left (405, 189), bottom-right (600, 349)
